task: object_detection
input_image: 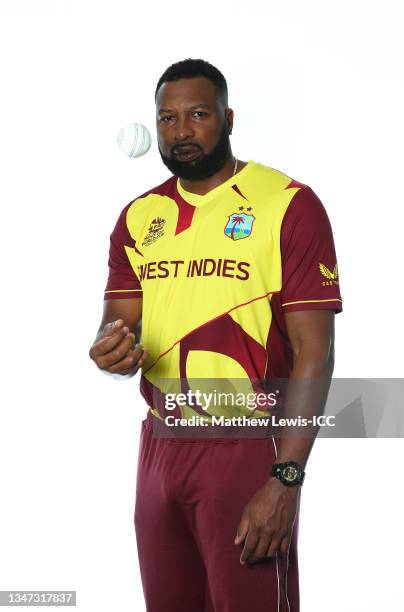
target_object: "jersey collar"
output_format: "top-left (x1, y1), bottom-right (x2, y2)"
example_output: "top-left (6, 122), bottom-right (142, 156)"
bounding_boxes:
top-left (176, 159), bottom-right (255, 207)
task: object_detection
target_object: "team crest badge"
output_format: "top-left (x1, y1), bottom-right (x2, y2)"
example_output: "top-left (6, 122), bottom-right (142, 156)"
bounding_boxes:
top-left (224, 211), bottom-right (255, 241)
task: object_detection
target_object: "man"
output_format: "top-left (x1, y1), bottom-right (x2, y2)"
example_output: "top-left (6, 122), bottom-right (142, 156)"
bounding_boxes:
top-left (89, 58), bottom-right (342, 611)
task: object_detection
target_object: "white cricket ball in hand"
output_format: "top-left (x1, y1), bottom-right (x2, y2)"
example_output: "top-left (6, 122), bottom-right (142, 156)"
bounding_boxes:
top-left (117, 122), bottom-right (152, 158)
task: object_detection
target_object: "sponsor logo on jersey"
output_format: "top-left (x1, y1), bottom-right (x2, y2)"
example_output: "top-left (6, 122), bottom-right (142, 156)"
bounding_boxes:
top-left (319, 262), bottom-right (339, 286)
top-left (224, 206), bottom-right (255, 241)
top-left (142, 217), bottom-right (166, 247)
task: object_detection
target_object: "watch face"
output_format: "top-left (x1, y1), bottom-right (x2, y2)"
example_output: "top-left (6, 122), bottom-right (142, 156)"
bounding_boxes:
top-left (282, 465), bottom-right (300, 483)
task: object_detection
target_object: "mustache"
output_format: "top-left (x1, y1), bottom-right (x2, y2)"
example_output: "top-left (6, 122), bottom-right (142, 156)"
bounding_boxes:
top-left (171, 143), bottom-right (203, 155)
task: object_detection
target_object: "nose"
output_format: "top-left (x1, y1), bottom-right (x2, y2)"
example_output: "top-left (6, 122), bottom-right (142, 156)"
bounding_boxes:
top-left (174, 115), bottom-right (195, 141)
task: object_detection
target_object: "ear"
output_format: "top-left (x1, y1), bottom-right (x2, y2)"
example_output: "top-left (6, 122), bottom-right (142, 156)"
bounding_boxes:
top-left (226, 108), bottom-right (234, 134)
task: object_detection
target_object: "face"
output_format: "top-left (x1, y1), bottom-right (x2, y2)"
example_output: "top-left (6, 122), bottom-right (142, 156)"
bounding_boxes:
top-left (156, 76), bottom-right (233, 180)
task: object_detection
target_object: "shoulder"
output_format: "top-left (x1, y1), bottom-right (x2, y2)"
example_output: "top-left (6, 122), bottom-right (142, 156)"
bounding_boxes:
top-left (123, 174), bottom-right (177, 216)
top-left (112, 174), bottom-right (177, 230)
top-left (280, 182), bottom-right (335, 254)
top-left (247, 161), bottom-right (334, 238)
top-left (248, 160), bottom-right (307, 191)
top-left (134, 174), bottom-right (177, 201)
top-left (282, 183), bottom-right (331, 231)
top-left (247, 161), bottom-right (329, 218)
top-left (242, 161), bottom-right (311, 211)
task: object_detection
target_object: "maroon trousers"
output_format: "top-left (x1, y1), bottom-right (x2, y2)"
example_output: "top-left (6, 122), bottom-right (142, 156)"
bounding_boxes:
top-left (134, 413), bottom-right (300, 612)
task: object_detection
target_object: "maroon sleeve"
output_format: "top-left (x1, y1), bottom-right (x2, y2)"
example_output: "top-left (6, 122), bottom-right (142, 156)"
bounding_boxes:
top-left (280, 186), bottom-right (342, 313)
top-left (103, 204), bottom-right (143, 300)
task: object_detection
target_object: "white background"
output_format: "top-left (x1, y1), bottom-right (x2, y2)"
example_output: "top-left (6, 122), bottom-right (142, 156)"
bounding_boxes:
top-left (0, 0), bottom-right (403, 610)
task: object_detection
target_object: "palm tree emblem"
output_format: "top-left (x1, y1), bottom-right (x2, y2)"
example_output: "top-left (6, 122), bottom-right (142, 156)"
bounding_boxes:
top-left (225, 211), bottom-right (255, 241)
top-left (230, 215), bottom-right (245, 239)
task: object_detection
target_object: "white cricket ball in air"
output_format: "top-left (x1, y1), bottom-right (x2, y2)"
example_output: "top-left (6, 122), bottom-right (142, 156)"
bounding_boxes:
top-left (117, 122), bottom-right (152, 158)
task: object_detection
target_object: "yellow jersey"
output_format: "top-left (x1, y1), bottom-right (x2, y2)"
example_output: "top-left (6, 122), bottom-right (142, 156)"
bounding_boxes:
top-left (104, 160), bottom-right (342, 421)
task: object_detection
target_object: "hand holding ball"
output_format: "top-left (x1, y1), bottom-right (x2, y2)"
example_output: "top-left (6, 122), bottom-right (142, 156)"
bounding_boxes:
top-left (117, 123), bottom-right (152, 158)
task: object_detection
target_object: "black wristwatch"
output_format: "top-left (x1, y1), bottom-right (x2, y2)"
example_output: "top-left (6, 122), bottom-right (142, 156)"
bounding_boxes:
top-left (271, 461), bottom-right (305, 487)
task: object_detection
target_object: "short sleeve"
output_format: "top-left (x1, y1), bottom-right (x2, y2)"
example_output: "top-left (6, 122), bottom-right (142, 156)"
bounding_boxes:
top-left (280, 186), bottom-right (342, 313)
top-left (103, 204), bottom-right (143, 300)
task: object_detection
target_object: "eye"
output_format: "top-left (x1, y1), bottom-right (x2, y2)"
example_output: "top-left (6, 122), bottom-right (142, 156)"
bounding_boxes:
top-left (159, 115), bottom-right (174, 124)
top-left (192, 111), bottom-right (208, 118)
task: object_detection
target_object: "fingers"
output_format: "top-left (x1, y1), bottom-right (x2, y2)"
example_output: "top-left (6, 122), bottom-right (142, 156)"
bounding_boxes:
top-left (117, 349), bottom-right (150, 375)
top-left (279, 534), bottom-right (291, 557)
top-left (90, 320), bottom-right (129, 360)
top-left (266, 534), bottom-right (284, 559)
top-left (240, 526), bottom-right (260, 565)
top-left (235, 507), bottom-right (291, 564)
top-left (107, 344), bottom-right (149, 374)
top-left (234, 511), bottom-right (249, 545)
top-left (236, 509), bottom-right (271, 565)
top-left (250, 529), bottom-right (273, 562)
top-left (240, 529), bottom-right (289, 564)
top-left (92, 331), bottom-right (133, 369)
top-left (102, 319), bottom-right (125, 337)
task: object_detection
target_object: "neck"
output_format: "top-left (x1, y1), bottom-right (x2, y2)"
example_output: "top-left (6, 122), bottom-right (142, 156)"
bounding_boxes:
top-left (179, 155), bottom-right (243, 196)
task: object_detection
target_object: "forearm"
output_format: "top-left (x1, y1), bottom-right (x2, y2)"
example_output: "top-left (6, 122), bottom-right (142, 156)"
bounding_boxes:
top-left (273, 347), bottom-right (335, 469)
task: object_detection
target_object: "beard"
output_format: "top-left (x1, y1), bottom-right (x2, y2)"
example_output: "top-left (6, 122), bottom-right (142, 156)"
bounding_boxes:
top-left (158, 122), bottom-right (232, 180)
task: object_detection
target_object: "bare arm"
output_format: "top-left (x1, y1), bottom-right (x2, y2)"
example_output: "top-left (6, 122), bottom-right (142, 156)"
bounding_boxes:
top-left (89, 298), bottom-right (149, 377)
top-left (236, 309), bottom-right (335, 563)
top-left (274, 309), bottom-right (335, 465)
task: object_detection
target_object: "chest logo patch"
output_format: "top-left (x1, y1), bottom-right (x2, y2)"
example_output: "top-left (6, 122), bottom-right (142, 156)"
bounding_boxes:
top-left (224, 207), bottom-right (255, 241)
top-left (142, 217), bottom-right (166, 247)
